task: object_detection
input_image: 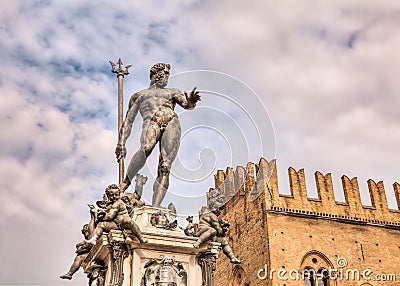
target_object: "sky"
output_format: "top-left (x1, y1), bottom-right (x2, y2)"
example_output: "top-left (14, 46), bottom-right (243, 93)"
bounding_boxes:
top-left (1, 0), bottom-right (400, 285)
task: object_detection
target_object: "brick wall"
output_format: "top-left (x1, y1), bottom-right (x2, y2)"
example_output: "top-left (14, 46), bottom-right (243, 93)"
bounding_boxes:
top-left (212, 158), bottom-right (400, 286)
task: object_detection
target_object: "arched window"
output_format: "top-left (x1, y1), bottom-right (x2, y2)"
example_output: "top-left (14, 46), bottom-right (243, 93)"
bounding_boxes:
top-left (303, 267), bottom-right (316, 286)
top-left (229, 265), bottom-right (249, 286)
top-left (300, 251), bottom-right (335, 286)
top-left (302, 268), bottom-right (329, 286)
top-left (317, 268), bottom-right (329, 286)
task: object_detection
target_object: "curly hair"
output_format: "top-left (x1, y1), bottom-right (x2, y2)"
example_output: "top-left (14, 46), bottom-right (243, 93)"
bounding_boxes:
top-left (150, 63), bottom-right (170, 79)
top-left (105, 184), bottom-right (120, 194)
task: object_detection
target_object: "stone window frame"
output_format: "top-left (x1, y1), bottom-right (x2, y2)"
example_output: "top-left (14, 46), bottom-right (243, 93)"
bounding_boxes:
top-left (300, 250), bottom-right (336, 286)
top-left (229, 265), bottom-right (249, 286)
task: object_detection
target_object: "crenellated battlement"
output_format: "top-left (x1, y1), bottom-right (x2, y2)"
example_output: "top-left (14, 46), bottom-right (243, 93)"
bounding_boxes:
top-left (207, 158), bottom-right (400, 226)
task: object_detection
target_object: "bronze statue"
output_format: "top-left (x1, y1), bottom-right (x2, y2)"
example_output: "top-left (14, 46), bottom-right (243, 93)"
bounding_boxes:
top-left (60, 205), bottom-right (97, 279)
top-left (121, 174), bottom-right (148, 216)
top-left (194, 207), bottom-right (240, 264)
top-left (193, 207), bottom-right (223, 248)
top-left (150, 211), bottom-right (170, 228)
top-left (134, 174), bottom-right (148, 199)
top-left (115, 63), bottom-right (201, 207)
top-left (87, 260), bottom-right (106, 286)
top-left (121, 193), bottom-right (142, 217)
top-left (214, 219), bottom-right (241, 264)
top-left (184, 215), bottom-right (195, 236)
top-left (86, 184), bottom-right (147, 244)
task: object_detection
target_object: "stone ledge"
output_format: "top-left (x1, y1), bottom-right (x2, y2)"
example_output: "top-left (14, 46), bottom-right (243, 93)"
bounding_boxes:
top-left (268, 207), bottom-right (400, 229)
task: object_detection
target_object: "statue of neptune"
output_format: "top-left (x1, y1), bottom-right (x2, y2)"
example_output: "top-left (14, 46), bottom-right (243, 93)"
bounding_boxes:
top-left (115, 63), bottom-right (201, 207)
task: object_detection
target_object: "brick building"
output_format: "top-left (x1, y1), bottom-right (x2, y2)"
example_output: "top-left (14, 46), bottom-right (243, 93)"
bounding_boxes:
top-left (207, 158), bottom-right (400, 286)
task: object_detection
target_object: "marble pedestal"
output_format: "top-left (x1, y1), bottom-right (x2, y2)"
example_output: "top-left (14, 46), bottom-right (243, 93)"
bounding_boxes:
top-left (82, 206), bottom-right (220, 286)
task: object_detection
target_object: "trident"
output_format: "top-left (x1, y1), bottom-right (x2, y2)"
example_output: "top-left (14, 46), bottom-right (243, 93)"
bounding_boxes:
top-left (110, 58), bottom-right (132, 184)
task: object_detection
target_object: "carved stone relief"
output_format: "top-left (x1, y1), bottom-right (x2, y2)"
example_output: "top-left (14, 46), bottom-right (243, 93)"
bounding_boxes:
top-left (141, 255), bottom-right (188, 286)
